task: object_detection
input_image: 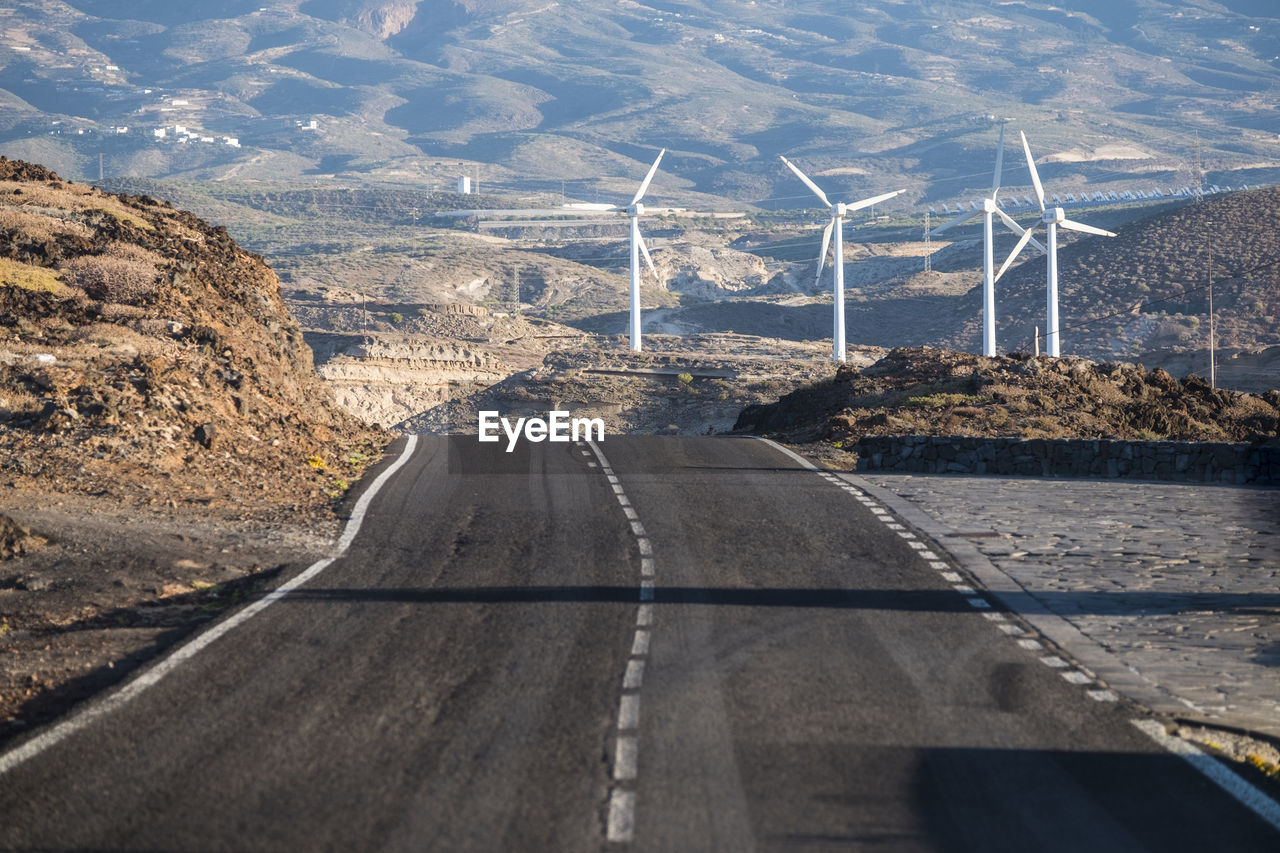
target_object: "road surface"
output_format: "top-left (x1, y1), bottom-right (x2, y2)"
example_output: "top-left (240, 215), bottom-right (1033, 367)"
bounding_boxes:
top-left (1, 435), bottom-right (1277, 850)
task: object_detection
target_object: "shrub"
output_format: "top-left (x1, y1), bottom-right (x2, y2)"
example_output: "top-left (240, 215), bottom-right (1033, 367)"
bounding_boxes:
top-left (60, 243), bottom-right (159, 304)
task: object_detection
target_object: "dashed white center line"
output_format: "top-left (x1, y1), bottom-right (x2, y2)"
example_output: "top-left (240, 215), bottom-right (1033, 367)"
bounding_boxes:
top-left (614, 736), bottom-right (638, 780)
top-left (586, 439), bottom-right (655, 846)
top-left (623, 657), bottom-right (645, 690)
top-left (618, 694), bottom-right (641, 730)
top-left (1061, 670), bottom-right (1093, 685)
top-left (1017, 639), bottom-right (1043, 651)
top-left (1040, 656), bottom-right (1069, 668)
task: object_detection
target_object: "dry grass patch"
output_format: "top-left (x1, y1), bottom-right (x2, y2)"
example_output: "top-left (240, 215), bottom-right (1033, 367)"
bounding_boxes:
top-left (0, 257), bottom-right (62, 292)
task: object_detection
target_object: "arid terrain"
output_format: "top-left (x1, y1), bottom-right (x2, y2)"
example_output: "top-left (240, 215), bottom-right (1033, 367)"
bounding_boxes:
top-left (0, 157), bottom-right (385, 743)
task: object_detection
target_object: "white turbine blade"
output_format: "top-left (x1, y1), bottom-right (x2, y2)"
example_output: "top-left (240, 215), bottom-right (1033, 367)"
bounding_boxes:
top-left (630, 148), bottom-right (666, 206)
top-left (637, 233), bottom-right (659, 281)
top-left (994, 228), bottom-right (1036, 282)
top-left (814, 219), bottom-right (834, 285)
top-left (994, 208), bottom-right (1046, 254)
top-left (992, 123), bottom-right (1006, 194)
top-left (780, 155), bottom-right (831, 208)
top-left (845, 188), bottom-right (905, 213)
top-left (929, 206), bottom-right (981, 236)
top-left (1021, 131), bottom-right (1045, 211)
top-left (1059, 218), bottom-right (1116, 238)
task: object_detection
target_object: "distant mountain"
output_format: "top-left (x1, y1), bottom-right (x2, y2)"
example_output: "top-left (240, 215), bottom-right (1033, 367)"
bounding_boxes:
top-left (2, 0), bottom-right (1279, 208)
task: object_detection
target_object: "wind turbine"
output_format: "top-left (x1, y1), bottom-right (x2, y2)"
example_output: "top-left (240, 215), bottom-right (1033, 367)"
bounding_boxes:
top-left (996, 132), bottom-right (1116, 357)
top-left (928, 124), bottom-right (1045, 357)
top-left (626, 148), bottom-right (665, 352)
top-left (780, 155), bottom-right (904, 362)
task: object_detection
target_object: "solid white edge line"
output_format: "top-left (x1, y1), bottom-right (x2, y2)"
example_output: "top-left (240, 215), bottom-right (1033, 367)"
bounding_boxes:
top-left (1132, 719), bottom-right (1280, 833)
top-left (0, 433), bottom-right (421, 778)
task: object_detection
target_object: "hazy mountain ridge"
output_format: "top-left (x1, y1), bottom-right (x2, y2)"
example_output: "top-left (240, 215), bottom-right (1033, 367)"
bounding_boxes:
top-left (2, 0), bottom-right (1278, 205)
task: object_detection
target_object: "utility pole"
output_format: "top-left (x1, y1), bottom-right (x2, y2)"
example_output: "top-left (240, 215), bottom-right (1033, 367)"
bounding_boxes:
top-left (923, 210), bottom-right (932, 273)
top-left (1208, 244), bottom-right (1216, 389)
top-left (98, 153), bottom-right (103, 182)
top-left (1194, 131), bottom-right (1204, 203)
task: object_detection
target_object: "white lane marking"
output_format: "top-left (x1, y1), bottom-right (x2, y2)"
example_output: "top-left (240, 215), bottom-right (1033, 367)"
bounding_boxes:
top-left (631, 630), bottom-right (651, 656)
top-left (870, 507), bottom-right (889, 515)
top-left (0, 434), bottom-right (421, 778)
top-left (1040, 655), bottom-right (1069, 668)
top-left (941, 571), bottom-right (963, 583)
top-left (640, 581), bottom-right (655, 601)
top-left (638, 539), bottom-right (653, 557)
top-left (608, 475), bottom-right (620, 485)
top-left (614, 736), bottom-right (638, 780)
top-left (895, 529), bottom-right (914, 538)
top-left (623, 507), bottom-right (639, 521)
top-left (920, 550), bottom-right (939, 560)
top-left (640, 558), bottom-right (655, 577)
top-left (630, 520), bottom-right (646, 537)
top-left (952, 585), bottom-right (976, 595)
top-left (617, 495), bottom-right (631, 507)
top-left (908, 541), bottom-right (927, 551)
top-left (1132, 719), bottom-right (1280, 833)
top-left (589, 462), bottom-right (599, 468)
top-left (1062, 670), bottom-right (1093, 685)
top-left (966, 597), bottom-right (991, 609)
top-left (929, 561), bottom-right (949, 570)
top-left (637, 604), bottom-right (654, 626)
top-left (1017, 639), bottom-right (1044, 651)
top-left (618, 695), bottom-right (641, 730)
top-left (607, 791), bottom-right (636, 843)
top-left (998, 624), bottom-right (1025, 635)
top-left (982, 612), bottom-right (1007, 622)
top-left (623, 657), bottom-right (645, 691)
top-left (1087, 690), bottom-right (1118, 702)
top-left (612, 484), bottom-right (625, 495)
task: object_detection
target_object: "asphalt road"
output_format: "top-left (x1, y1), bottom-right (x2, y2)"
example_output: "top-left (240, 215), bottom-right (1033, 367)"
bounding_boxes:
top-left (1, 435), bottom-right (1277, 850)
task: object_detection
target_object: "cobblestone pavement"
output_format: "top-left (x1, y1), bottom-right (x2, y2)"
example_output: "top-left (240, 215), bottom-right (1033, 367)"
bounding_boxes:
top-left (856, 473), bottom-right (1280, 738)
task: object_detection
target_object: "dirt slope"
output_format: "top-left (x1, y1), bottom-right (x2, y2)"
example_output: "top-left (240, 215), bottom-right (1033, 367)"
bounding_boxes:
top-left (0, 157), bottom-right (384, 513)
top-left (735, 347), bottom-right (1280, 447)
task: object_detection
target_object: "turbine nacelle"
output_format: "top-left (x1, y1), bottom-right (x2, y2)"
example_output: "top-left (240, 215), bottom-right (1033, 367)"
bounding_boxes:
top-left (628, 202), bottom-right (646, 217)
top-left (1043, 206), bottom-right (1065, 224)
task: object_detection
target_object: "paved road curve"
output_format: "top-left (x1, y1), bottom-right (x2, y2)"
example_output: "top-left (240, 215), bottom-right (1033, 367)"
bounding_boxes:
top-left (1, 435), bottom-right (1277, 850)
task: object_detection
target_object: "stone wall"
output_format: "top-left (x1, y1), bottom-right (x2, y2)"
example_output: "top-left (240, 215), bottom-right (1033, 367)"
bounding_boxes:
top-left (856, 435), bottom-right (1280, 485)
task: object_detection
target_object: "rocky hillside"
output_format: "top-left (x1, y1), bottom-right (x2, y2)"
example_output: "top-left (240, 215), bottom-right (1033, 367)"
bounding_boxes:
top-left (949, 188), bottom-right (1280, 361)
top-left (0, 157), bottom-right (384, 516)
top-left (736, 347), bottom-right (1280, 447)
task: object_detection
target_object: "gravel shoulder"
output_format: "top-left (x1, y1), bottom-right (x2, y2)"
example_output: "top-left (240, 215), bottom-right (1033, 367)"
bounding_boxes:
top-left (0, 489), bottom-right (342, 747)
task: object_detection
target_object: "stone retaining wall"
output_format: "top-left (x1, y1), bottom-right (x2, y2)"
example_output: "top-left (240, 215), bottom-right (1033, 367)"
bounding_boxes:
top-left (856, 435), bottom-right (1280, 484)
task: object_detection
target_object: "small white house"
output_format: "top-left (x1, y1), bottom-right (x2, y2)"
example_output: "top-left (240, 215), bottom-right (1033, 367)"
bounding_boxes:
top-left (458, 176), bottom-right (472, 194)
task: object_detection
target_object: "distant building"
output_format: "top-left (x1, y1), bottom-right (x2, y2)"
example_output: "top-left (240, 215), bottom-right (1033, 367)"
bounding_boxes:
top-left (458, 176), bottom-right (472, 194)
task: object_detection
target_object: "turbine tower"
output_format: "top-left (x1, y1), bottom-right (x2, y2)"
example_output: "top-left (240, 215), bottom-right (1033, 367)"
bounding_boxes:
top-left (928, 124), bottom-right (1045, 357)
top-left (780, 155), bottom-right (904, 362)
top-left (998, 132), bottom-right (1116, 357)
top-left (627, 149), bottom-right (665, 352)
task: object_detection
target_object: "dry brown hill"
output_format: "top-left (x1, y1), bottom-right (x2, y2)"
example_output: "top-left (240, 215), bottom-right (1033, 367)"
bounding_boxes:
top-left (0, 157), bottom-right (384, 516)
top-left (735, 347), bottom-right (1280, 448)
top-left (953, 189), bottom-right (1280, 362)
